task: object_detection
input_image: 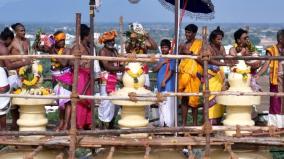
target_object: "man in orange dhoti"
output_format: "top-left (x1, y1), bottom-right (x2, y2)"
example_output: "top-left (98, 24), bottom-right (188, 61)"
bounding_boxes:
top-left (178, 24), bottom-right (203, 126)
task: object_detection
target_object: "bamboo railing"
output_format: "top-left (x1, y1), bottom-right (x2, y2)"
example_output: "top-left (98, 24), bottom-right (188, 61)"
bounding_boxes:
top-left (1, 16), bottom-right (284, 159)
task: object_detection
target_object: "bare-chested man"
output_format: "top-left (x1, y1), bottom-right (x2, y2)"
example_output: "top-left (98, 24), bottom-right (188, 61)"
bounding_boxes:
top-left (229, 28), bottom-right (261, 92)
top-left (0, 27), bottom-right (14, 130)
top-left (0, 26), bottom-right (31, 130)
top-left (229, 28), bottom-right (261, 72)
top-left (9, 23), bottom-right (30, 56)
top-left (8, 23), bottom-right (32, 130)
top-left (98, 30), bottom-right (124, 129)
top-left (0, 28), bottom-right (14, 68)
top-left (125, 22), bottom-right (158, 88)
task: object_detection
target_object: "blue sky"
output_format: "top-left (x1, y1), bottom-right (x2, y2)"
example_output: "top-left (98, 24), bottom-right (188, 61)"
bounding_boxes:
top-left (0, 0), bottom-right (283, 23)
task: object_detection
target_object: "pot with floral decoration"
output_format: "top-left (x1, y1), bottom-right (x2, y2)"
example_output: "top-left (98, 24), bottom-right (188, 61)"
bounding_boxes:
top-left (12, 60), bottom-right (54, 140)
top-left (216, 59), bottom-right (260, 136)
top-left (111, 62), bottom-right (155, 138)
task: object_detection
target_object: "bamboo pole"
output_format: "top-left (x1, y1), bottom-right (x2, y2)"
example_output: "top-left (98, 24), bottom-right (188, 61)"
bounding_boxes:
top-left (0, 134), bottom-right (283, 148)
top-left (0, 126), bottom-right (279, 136)
top-left (114, 91), bottom-right (284, 97)
top-left (0, 94), bottom-right (161, 101)
top-left (2, 54), bottom-right (284, 61)
top-left (68, 13), bottom-right (81, 159)
top-left (174, 0), bottom-right (180, 137)
top-left (5, 90), bottom-right (284, 101)
top-left (119, 16), bottom-right (125, 53)
top-left (0, 136), bottom-right (283, 147)
top-left (201, 26), bottom-right (211, 158)
top-left (89, 0), bottom-right (96, 130)
top-left (78, 126), bottom-right (277, 136)
top-left (0, 131), bottom-right (67, 136)
top-left (282, 63), bottom-right (284, 117)
top-left (77, 136), bottom-right (284, 147)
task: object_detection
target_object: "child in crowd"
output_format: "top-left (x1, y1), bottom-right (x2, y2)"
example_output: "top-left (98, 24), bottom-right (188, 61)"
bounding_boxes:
top-left (153, 39), bottom-right (175, 127)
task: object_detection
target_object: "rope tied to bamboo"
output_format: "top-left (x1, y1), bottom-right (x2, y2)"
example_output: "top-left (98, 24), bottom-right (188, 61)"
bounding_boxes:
top-left (224, 143), bottom-right (238, 159)
top-left (69, 128), bottom-right (78, 137)
top-left (150, 54), bottom-right (157, 63)
top-left (202, 121), bottom-right (213, 135)
top-left (200, 49), bottom-right (211, 62)
top-left (128, 92), bottom-right (138, 102)
top-left (203, 90), bottom-right (211, 98)
top-left (269, 125), bottom-right (278, 137)
top-left (235, 125), bottom-right (242, 138)
top-left (70, 92), bottom-right (80, 102)
top-left (156, 92), bottom-right (166, 102)
top-left (71, 44), bottom-right (82, 57)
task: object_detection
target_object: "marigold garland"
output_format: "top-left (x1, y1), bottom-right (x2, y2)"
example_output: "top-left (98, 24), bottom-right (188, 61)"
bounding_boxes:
top-left (232, 67), bottom-right (250, 80)
top-left (125, 67), bottom-right (143, 89)
top-left (18, 63), bottom-right (43, 87)
top-left (13, 87), bottom-right (52, 95)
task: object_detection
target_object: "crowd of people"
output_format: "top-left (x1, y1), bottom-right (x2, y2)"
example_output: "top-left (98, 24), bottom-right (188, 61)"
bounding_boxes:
top-left (0, 22), bottom-right (284, 131)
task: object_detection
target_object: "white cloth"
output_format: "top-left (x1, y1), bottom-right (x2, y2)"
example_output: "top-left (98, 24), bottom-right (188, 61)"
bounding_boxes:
top-left (159, 95), bottom-right (175, 127)
top-left (8, 74), bottom-right (22, 89)
top-left (0, 67), bottom-right (11, 115)
top-left (144, 74), bottom-right (150, 88)
top-left (268, 114), bottom-right (284, 128)
top-left (0, 101), bottom-right (10, 116)
top-left (93, 48), bottom-right (101, 78)
top-left (98, 84), bottom-right (115, 122)
top-left (94, 60), bottom-right (101, 74)
top-left (54, 84), bottom-right (71, 109)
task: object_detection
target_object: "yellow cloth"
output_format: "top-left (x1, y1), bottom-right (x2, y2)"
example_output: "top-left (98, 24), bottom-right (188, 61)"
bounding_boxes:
top-left (267, 45), bottom-right (279, 85)
top-left (54, 33), bottom-right (66, 42)
top-left (178, 39), bottom-right (203, 107)
top-left (207, 69), bottom-right (225, 119)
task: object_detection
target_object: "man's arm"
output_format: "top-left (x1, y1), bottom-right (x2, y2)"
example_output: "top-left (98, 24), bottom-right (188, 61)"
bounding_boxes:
top-left (153, 60), bottom-right (165, 72)
top-left (99, 49), bottom-right (124, 72)
top-left (245, 50), bottom-right (262, 69)
top-left (145, 33), bottom-right (158, 51)
top-left (161, 70), bottom-right (173, 87)
top-left (180, 43), bottom-right (193, 55)
top-left (0, 47), bottom-right (31, 70)
top-left (255, 51), bottom-right (271, 79)
top-left (208, 46), bottom-right (229, 66)
top-left (228, 47), bottom-right (238, 65)
top-left (6, 59), bottom-right (31, 70)
top-left (56, 47), bottom-right (70, 67)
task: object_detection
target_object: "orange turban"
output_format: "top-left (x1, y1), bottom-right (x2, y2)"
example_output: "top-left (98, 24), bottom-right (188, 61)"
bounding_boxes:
top-left (98, 30), bottom-right (117, 44)
top-left (54, 32), bottom-right (66, 42)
